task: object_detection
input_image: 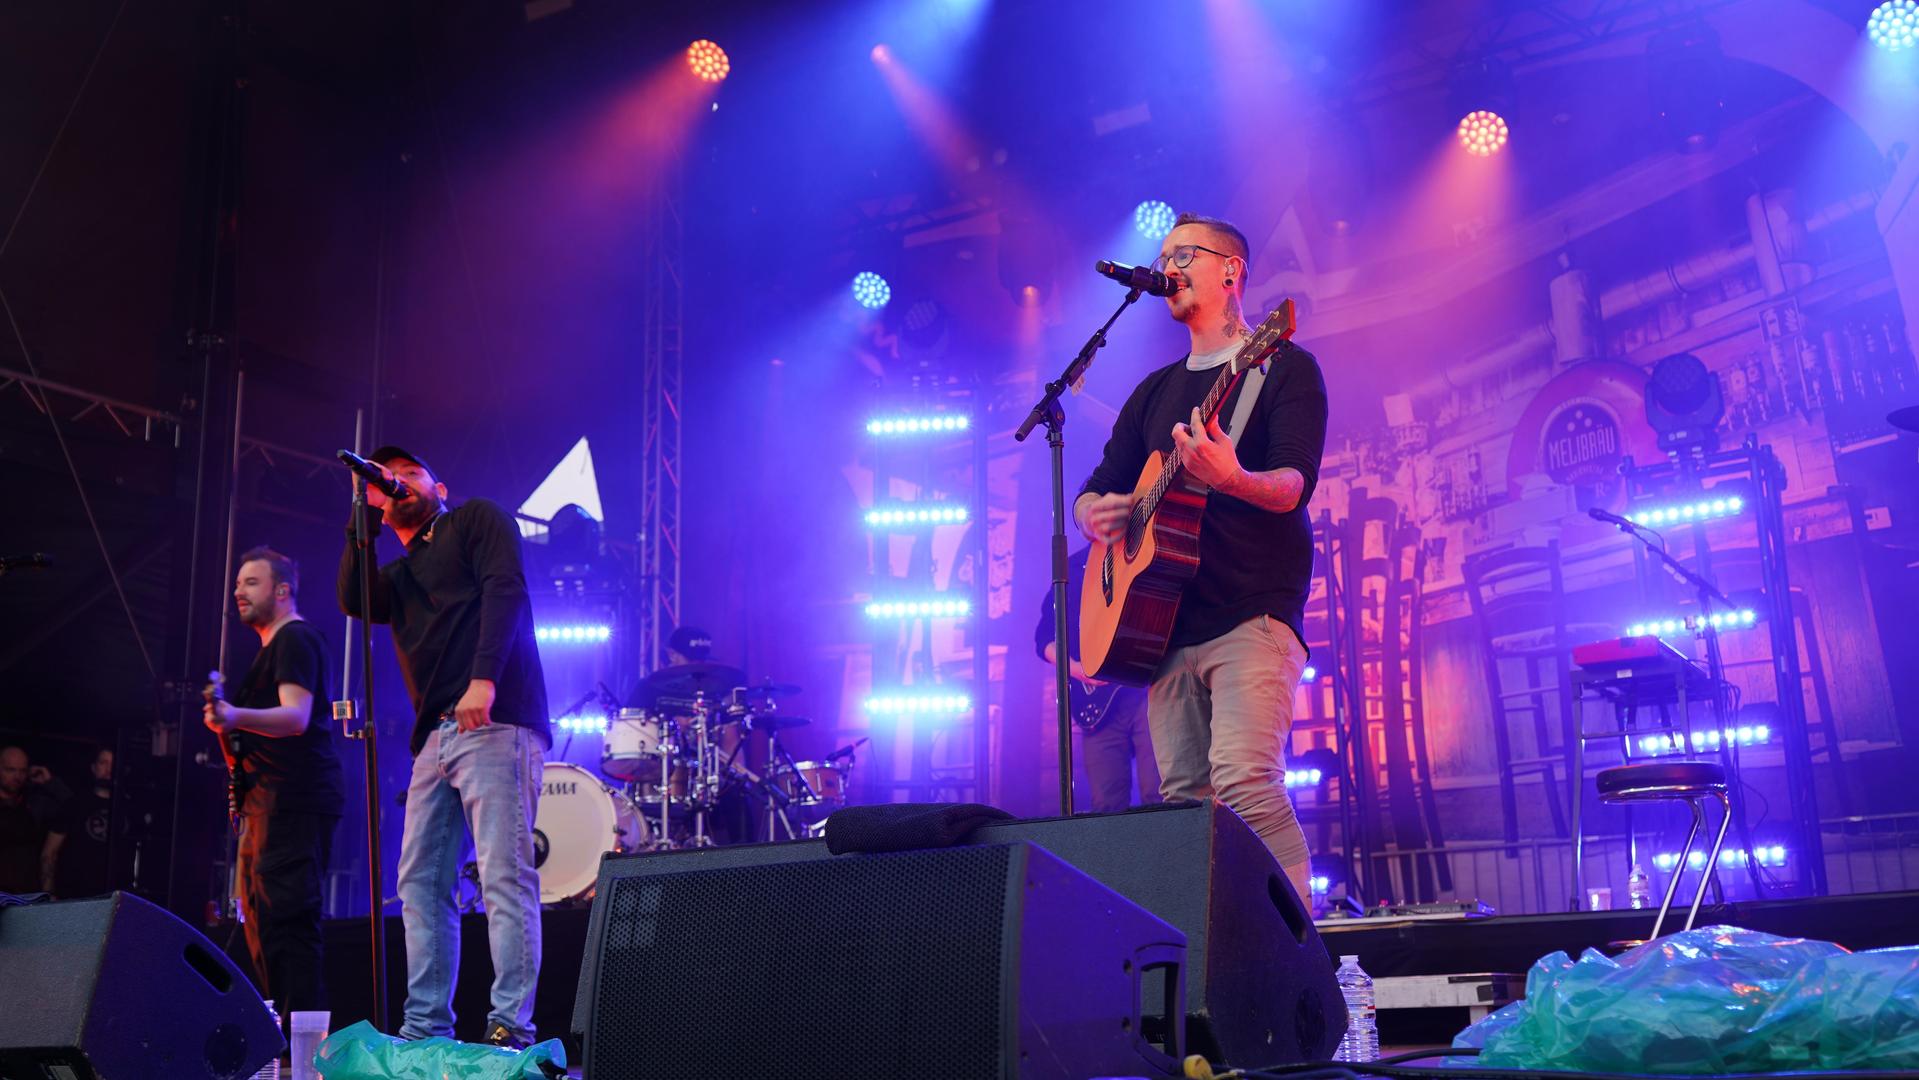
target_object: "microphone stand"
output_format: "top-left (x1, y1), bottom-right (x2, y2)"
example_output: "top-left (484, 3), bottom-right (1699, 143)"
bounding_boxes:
top-left (343, 476), bottom-right (390, 1031)
top-left (1015, 285), bottom-right (1144, 816)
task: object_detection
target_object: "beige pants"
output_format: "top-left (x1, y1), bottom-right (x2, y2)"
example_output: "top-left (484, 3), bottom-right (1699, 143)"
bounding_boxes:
top-left (1148, 614), bottom-right (1310, 869)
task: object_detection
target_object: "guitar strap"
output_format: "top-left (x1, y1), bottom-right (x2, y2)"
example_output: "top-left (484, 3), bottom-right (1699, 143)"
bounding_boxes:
top-left (1222, 355), bottom-right (1269, 441)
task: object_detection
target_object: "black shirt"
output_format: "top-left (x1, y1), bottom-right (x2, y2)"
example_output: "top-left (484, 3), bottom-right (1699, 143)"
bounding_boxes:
top-left (1080, 341), bottom-right (1328, 652)
top-left (51, 787), bottom-right (113, 898)
top-left (338, 497), bottom-right (551, 756)
top-left (233, 619), bottom-right (347, 817)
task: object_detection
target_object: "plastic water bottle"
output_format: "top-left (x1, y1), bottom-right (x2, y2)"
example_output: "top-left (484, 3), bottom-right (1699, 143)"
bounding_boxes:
top-left (253, 999), bottom-right (282, 1080)
top-left (1332, 955), bottom-right (1378, 1063)
top-left (1627, 863), bottom-right (1654, 910)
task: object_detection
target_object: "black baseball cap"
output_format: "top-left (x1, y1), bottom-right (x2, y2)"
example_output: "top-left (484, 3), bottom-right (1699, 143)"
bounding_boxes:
top-left (669, 625), bottom-right (713, 661)
top-left (369, 445), bottom-right (437, 480)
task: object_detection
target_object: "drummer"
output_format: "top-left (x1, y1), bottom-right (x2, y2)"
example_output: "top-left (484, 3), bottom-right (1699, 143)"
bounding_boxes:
top-left (627, 625), bottom-right (722, 711)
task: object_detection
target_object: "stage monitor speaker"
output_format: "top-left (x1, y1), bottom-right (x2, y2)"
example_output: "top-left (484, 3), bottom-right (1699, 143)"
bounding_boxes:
top-left (0, 891), bottom-right (283, 1080)
top-left (577, 841), bottom-right (1187, 1080)
top-left (574, 798), bottom-right (1343, 1068)
top-left (975, 799), bottom-right (1345, 1066)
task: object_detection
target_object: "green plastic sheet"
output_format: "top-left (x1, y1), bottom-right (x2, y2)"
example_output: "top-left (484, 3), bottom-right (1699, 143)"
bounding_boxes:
top-left (314, 1021), bottom-right (567, 1080)
top-left (1452, 925), bottom-right (1919, 1073)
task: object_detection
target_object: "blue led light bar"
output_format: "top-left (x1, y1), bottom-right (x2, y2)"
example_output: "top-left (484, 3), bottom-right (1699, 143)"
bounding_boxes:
top-left (864, 598), bottom-right (972, 619)
top-left (1283, 768), bottom-right (1324, 788)
top-left (1637, 724), bottom-right (1773, 756)
top-left (1655, 845), bottom-right (1787, 871)
top-left (866, 415), bottom-right (971, 436)
top-left (1300, 665), bottom-right (1317, 682)
top-left (1625, 609), bottom-right (1758, 637)
top-left (1626, 495), bottom-right (1745, 528)
top-left (863, 693), bottom-right (971, 715)
top-left (555, 714), bottom-right (609, 734)
top-left (535, 624), bottom-right (613, 644)
top-left (863, 505), bottom-right (969, 527)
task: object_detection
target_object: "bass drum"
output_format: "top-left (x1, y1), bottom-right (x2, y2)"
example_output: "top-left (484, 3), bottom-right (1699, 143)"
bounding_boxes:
top-left (534, 762), bottom-right (647, 904)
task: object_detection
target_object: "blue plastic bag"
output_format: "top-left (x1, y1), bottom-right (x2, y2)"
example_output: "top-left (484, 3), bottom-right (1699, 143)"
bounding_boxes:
top-left (313, 1021), bottom-right (567, 1080)
top-left (1452, 925), bottom-right (1919, 1073)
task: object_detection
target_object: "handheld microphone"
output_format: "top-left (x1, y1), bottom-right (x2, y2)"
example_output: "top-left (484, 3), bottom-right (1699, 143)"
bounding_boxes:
top-left (1588, 507), bottom-right (1632, 528)
top-left (337, 449), bottom-right (411, 500)
top-left (1094, 259), bottom-right (1177, 297)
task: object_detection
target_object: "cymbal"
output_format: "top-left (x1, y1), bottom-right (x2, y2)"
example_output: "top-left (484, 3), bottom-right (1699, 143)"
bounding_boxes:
top-left (752, 714), bottom-right (811, 731)
top-left (738, 679), bottom-right (803, 698)
top-left (639, 662), bottom-right (746, 702)
top-left (1890, 405), bottom-right (1919, 434)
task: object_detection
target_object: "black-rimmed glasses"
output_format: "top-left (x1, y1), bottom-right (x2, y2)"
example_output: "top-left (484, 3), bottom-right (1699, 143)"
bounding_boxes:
top-left (1151, 244), bottom-right (1233, 274)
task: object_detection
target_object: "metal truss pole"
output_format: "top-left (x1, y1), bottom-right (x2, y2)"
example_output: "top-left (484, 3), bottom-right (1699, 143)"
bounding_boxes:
top-left (639, 164), bottom-right (684, 674)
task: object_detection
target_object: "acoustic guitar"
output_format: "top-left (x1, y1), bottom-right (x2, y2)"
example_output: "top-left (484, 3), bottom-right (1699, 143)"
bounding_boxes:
top-left (1078, 300), bottom-right (1298, 685)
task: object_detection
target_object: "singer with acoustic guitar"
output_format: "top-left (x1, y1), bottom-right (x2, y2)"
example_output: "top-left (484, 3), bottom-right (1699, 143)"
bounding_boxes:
top-left (203, 546), bottom-right (345, 1015)
top-left (1075, 212), bottom-right (1327, 902)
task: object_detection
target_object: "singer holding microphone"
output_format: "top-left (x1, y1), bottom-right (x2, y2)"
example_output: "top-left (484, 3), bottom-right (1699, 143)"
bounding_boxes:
top-left (1077, 212), bottom-right (1328, 903)
top-left (336, 446), bottom-right (550, 1048)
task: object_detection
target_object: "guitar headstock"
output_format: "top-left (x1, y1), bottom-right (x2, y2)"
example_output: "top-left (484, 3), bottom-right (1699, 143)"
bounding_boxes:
top-left (1231, 298), bottom-right (1298, 376)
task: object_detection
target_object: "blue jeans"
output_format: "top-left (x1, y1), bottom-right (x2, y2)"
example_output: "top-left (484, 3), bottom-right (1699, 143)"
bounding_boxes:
top-left (397, 720), bottom-right (544, 1041)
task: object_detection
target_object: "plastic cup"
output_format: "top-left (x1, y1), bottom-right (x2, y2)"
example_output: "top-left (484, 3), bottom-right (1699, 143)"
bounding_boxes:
top-left (289, 1011), bottom-right (330, 1080)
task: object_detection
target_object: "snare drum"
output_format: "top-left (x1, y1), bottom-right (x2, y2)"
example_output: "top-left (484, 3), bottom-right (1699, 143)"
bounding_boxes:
top-left (534, 762), bottom-right (647, 904)
top-left (601, 708), bottom-right (669, 783)
top-left (770, 759), bottom-right (851, 808)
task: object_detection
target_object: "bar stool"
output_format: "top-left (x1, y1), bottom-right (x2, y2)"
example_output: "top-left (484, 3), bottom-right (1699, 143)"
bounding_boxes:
top-left (1594, 760), bottom-right (1731, 940)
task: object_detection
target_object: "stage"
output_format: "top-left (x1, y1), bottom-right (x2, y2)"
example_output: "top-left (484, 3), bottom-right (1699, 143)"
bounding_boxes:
top-left (311, 848), bottom-right (1919, 1062)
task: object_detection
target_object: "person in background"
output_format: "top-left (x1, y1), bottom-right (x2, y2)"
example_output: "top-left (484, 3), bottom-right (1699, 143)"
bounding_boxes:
top-left (40, 745), bottom-right (116, 898)
top-left (0, 745), bottom-right (69, 894)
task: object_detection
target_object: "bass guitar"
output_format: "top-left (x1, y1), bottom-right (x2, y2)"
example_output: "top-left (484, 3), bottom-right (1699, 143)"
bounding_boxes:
top-left (1078, 300), bottom-right (1298, 685)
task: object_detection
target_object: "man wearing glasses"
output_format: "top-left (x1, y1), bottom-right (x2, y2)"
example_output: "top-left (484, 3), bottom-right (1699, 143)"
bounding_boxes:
top-left (1074, 212), bottom-right (1328, 902)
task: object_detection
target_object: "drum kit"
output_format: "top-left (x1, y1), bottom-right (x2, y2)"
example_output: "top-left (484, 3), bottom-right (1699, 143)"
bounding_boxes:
top-left (533, 661), bottom-right (866, 905)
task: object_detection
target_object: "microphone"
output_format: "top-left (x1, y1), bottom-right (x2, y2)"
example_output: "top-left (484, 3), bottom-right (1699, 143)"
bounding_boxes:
top-left (0, 553), bottom-right (53, 574)
top-left (337, 449), bottom-right (411, 500)
top-left (824, 737), bottom-right (871, 762)
top-left (1094, 259), bottom-right (1177, 297)
top-left (1588, 507), bottom-right (1633, 528)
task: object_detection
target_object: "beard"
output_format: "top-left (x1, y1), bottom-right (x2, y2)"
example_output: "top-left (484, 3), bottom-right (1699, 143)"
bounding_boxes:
top-left (385, 490), bottom-right (444, 531)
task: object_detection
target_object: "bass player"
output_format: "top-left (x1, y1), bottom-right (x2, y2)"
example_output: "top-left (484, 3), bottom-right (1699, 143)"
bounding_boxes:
top-left (1074, 211), bottom-right (1327, 901)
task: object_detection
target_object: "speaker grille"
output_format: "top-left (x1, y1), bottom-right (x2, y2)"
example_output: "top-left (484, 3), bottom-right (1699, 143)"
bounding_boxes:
top-left (589, 845), bottom-right (1011, 1079)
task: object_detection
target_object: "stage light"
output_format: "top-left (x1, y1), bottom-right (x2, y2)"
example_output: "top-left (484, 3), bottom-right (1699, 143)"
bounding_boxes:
top-left (866, 414), bottom-right (970, 437)
top-left (687, 40), bottom-right (730, 83)
top-left (1300, 666), bottom-right (1317, 682)
top-left (1646, 352), bottom-right (1725, 452)
top-left (1654, 845), bottom-right (1787, 872)
top-left (864, 598), bottom-right (972, 619)
top-left (863, 693), bottom-right (971, 715)
top-left (536, 624), bottom-right (613, 644)
top-left (1456, 110), bottom-right (1509, 156)
top-left (851, 271), bottom-right (891, 309)
top-left (864, 505), bottom-right (969, 527)
top-left (1310, 875), bottom-right (1331, 895)
top-left (1627, 493), bottom-right (1746, 527)
top-left (1624, 609), bottom-right (1757, 638)
top-left (555, 714), bottom-right (609, 734)
top-left (1134, 199), bottom-right (1176, 240)
top-left (1869, 1), bottom-right (1919, 51)
top-left (1284, 768), bottom-right (1325, 789)
top-left (871, 43), bottom-right (891, 63)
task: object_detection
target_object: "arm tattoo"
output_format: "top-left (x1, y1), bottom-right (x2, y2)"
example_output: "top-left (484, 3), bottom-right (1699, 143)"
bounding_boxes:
top-left (1215, 466), bottom-right (1306, 514)
top-left (1222, 295), bottom-right (1244, 338)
